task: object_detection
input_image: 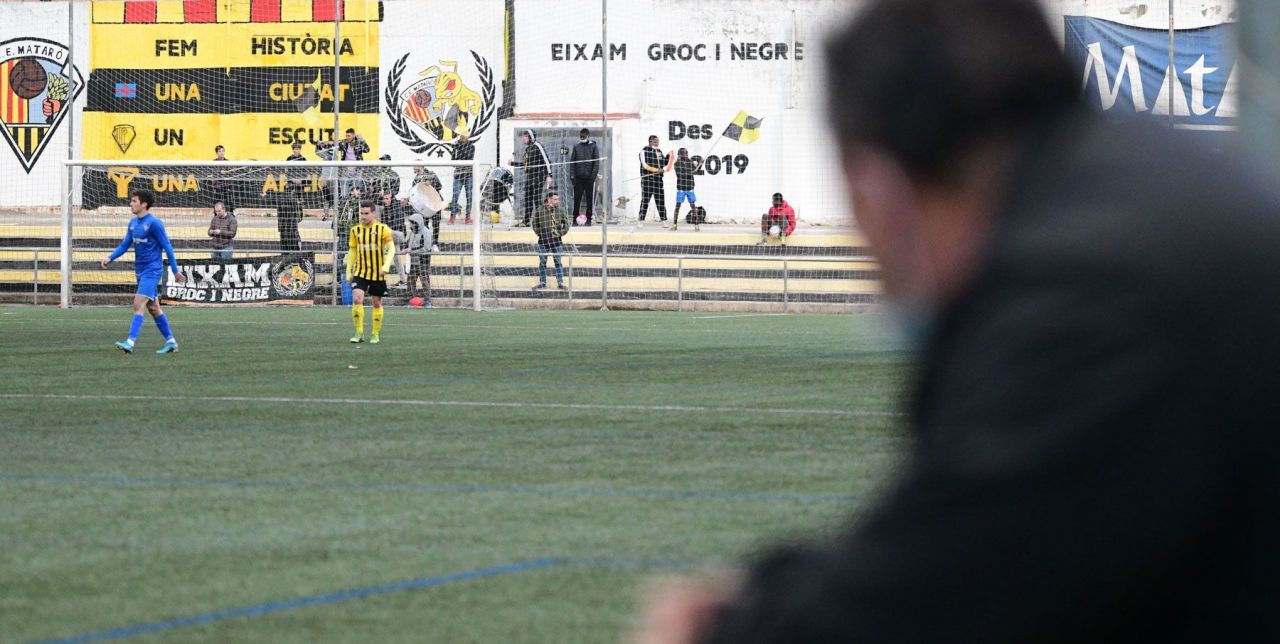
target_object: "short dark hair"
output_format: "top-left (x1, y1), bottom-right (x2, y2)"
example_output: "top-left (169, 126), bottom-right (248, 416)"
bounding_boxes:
top-left (130, 189), bottom-right (155, 208)
top-left (359, 200), bottom-right (376, 211)
top-left (291, 142), bottom-right (301, 149)
top-left (580, 128), bottom-right (590, 136)
top-left (214, 145), bottom-right (225, 153)
top-left (824, 0), bottom-right (1076, 182)
top-left (346, 128), bottom-right (356, 135)
top-left (544, 191), bottom-right (559, 202)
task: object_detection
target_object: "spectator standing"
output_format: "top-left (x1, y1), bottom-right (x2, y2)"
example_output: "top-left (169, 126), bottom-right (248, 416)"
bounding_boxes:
top-left (335, 185), bottom-right (363, 251)
top-left (569, 128), bottom-right (600, 225)
top-left (207, 200), bottom-right (237, 260)
top-left (638, 135), bottom-right (668, 226)
top-left (449, 133), bottom-right (475, 225)
top-left (633, 0), bottom-right (1280, 642)
top-left (210, 144), bottom-right (234, 213)
top-left (672, 148), bottom-right (698, 231)
top-left (757, 192), bottom-right (796, 246)
top-left (413, 165), bottom-right (445, 250)
top-left (336, 128), bottom-right (369, 198)
top-left (276, 188), bottom-right (303, 253)
top-left (378, 191), bottom-right (411, 285)
top-left (512, 130), bottom-right (551, 226)
top-left (368, 154), bottom-right (401, 201)
top-left (530, 192), bottom-right (568, 290)
top-left (401, 207), bottom-right (433, 303)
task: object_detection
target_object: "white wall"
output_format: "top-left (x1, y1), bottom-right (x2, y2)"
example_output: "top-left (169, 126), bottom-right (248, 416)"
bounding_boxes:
top-left (514, 0), bottom-right (852, 224)
top-left (377, 0), bottom-right (505, 193)
top-left (0, 0), bottom-right (88, 208)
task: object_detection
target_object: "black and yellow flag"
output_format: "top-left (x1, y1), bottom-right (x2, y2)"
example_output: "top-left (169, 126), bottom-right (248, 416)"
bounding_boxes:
top-left (723, 110), bottom-right (762, 144)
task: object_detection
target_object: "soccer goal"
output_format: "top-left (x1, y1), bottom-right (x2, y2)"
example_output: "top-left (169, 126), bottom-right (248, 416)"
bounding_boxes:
top-left (58, 158), bottom-right (508, 308)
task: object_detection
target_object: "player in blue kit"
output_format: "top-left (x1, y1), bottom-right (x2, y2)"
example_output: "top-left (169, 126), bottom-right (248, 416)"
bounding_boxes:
top-left (100, 189), bottom-right (187, 355)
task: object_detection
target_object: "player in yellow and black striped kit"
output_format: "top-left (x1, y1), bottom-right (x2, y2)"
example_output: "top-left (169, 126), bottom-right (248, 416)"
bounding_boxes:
top-left (345, 201), bottom-right (397, 344)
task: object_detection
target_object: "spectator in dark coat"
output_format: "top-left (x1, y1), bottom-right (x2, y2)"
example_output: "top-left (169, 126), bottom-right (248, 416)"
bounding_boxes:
top-left (633, 1), bottom-right (1280, 642)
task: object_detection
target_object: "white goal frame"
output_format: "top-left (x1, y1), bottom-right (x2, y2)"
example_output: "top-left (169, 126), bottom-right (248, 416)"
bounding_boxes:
top-left (61, 159), bottom-right (486, 310)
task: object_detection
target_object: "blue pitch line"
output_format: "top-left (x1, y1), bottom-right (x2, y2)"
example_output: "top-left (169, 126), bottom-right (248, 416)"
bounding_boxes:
top-left (33, 558), bottom-right (561, 643)
top-left (32, 557), bottom-right (706, 643)
top-left (0, 473), bottom-right (859, 504)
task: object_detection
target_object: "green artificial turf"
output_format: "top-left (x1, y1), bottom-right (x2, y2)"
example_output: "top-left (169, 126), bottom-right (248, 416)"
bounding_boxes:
top-left (0, 306), bottom-right (912, 642)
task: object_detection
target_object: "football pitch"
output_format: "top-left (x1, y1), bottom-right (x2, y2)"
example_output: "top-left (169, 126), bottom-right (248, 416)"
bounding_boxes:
top-left (0, 306), bottom-right (910, 643)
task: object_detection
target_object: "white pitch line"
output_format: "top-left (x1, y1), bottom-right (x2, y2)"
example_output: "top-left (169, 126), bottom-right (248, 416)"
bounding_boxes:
top-left (0, 393), bottom-right (903, 418)
top-left (691, 313), bottom-right (789, 320)
top-left (17, 318), bottom-right (849, 335)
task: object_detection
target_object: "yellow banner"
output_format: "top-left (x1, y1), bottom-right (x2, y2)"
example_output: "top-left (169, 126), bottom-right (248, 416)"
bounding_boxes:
top-left (90, 23), bottom-right (380, 70)
top-left (84, 112), bottom-right (381, 161)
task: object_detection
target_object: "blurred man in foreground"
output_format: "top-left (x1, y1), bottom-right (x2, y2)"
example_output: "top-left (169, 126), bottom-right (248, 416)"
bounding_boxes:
top-left (633, 0), bottom-right (1280, 641)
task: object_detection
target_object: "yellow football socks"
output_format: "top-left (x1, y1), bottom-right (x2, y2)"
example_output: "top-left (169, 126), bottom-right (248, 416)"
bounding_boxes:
top-left (372, 307), bottom-right (384, 335)
top-left (352, 304), bottom-right (364, 335)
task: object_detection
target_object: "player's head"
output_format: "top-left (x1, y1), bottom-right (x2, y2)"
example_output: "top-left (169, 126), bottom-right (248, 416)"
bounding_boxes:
top-left (291, 142), bottom-right (302, 154)
top-left (359, 200), bottom-right (376, 225)
top-left (579, 128), bottom-right (590, 140)
top-left (825, 0), bottom-right (1074, 185)
top-left (129, 189), bottom-right (155, 216)
top-left (381, 191), bottom-right (393, 204)
top-left (678, 147), bottom-right (688, 159)
top-left (350, 185), bottom-right (362, 198)
top-left (345, 128), bottom-right (357, 142)
top-left (213, 200), bottom-right (226, 215)
top-left (214, 145), bottom-right (225, 159)
top-left (521, 130), bottom-right (533, 144)
top-left (648, 135), bottom-right (659, 146)
top-left (824, 0), bottom-right (1075, 309)
top-left (545, 191), bottom-right (559, 206)
top-left (772, 192), bottom-right (784, 207)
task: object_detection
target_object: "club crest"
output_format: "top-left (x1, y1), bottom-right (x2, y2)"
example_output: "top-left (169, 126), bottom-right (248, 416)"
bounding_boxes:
top-left (0, 37), bottom-right (84, 173)
top-left (385, 50), bottom-right (495, 158)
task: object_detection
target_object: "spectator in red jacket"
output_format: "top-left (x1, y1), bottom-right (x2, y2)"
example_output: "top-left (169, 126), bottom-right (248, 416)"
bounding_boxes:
top-left (757, 193), bottom-right (796, 245)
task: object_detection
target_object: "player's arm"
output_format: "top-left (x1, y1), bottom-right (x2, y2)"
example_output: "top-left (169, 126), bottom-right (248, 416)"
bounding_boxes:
top-left (381, 228), bottom-right (397, 273)
top-left (345, 228), bottom-right (358, 280)
top-left (152, 220), bottom-right (186, 283)
top-left (102, 230), bottom-right (131, 267)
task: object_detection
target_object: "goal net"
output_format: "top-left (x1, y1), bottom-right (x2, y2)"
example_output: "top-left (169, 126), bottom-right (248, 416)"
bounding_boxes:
top-left (63, 159), bottom-right (488, 308)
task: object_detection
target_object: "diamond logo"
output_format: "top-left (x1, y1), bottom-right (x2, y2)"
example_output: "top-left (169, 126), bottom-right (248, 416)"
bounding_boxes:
top-left (112, 124), bottom-right (137, 154)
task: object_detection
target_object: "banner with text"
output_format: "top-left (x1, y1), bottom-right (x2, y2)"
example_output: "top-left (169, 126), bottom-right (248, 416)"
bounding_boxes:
top-left (1064, 16), bottom-right (1237, 129)
top-left (86, 0), bottom-right (381, 163)
top-left (164, 252), bottom-right (316, 305)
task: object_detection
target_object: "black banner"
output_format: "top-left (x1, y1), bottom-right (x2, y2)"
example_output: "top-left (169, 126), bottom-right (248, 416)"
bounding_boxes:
top-left (85, 66), bottom-right (380, 114)
top-left (164, 253), bottom-right (316, 304)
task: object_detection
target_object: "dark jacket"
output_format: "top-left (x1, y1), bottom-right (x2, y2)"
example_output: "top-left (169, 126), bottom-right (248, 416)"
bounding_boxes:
top-left (674, 157), bottom-right (696, 191)
top-left (378, 200), bottom-right (410, 233)
top-left (570, 139), bottom-right (600, 180)
top-left (699, 111), bottom-right (1280, 643)
top-left (207, 212), bottom-right (237, 249)
top-left (516, 131), bottom-right (550, 178)
top-left (452, 139), bottom-right (476, 180)
top-left (531, 203), bottom-right (568, 246)
top-left (640, 145), bottom-right (665, 181)
top-left (336, 136), bottom-right (369, 161)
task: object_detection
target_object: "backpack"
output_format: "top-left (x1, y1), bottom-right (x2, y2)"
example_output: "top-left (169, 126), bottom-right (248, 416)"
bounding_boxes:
top-left (686, 206), bottom-right (707, 224)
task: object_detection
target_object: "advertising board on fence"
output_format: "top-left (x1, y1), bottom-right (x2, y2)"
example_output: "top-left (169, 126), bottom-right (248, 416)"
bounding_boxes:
top-left (164, 253), bottom-right (316, 305)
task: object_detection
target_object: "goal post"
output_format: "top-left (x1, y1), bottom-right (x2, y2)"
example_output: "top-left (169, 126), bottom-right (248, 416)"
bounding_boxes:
top-left (60, 158), bottom-right (492, 309)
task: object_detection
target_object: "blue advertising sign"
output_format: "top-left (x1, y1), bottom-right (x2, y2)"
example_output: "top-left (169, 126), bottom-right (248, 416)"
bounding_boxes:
top-left (1064, 16), bottom-right (1237, 131)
